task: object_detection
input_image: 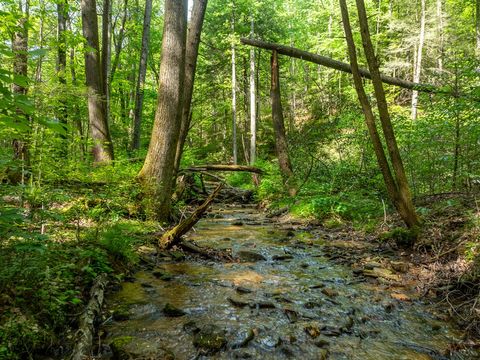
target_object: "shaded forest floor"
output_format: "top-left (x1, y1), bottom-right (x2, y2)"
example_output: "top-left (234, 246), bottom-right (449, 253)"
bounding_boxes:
top-left (0, 177), bottom-right (479, 358)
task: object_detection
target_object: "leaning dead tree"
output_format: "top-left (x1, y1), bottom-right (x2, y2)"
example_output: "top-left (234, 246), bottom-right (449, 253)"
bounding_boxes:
top-left (240, 38), bottom-right (466, 97)
top-left (159, 183), bottom-right (223, 249)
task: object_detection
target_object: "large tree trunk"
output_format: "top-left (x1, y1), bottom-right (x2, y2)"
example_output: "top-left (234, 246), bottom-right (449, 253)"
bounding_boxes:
top-left (340, 0), bottom-right (403, 225)
top-left (131, 0), bottom-right (153, 151)
top-left (231, 13), bottom-right (238, 165)
top-left (57, 0), bottom-right (68, 138)
top-left (270, 51), bottom-right (296, 196)
top-left (240, 38), bottom-right (458, 96)
top-left (137, 0), bottom-right (188, 221)
top-left (355, 0), bottom-right (419, 228)
top-left (411, 0), bottom-right (426, 120)
top-left (81, 0), bottom-right (114, 163)
top-left (249, 18), bottom-right (256, 165)
top-left (173, 0), bottom-right (208, 171)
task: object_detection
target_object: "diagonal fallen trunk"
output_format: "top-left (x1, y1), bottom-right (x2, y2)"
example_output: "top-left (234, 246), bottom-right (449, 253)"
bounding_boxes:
top-left (71, 273), bottom-right (108, 360)
top-left (159, 183), bottom-right (223, 249)
top-left (182, 164), bottom-right (263, 174)
top-left (240, 38), bottom-right (463, 97)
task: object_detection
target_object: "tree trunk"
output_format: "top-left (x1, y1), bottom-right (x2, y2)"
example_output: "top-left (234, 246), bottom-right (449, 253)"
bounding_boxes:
top-left (436, 0), bottom-right (444, 72)
top-left (355, 0), bottom-right (419, 228)
top-left (109, 0), bottom-right (128, 83)
top-left (231, 15), bottom-right (238, 165)
top-left (12, 0), bottom-right (29, 177)
top-left (249, 17), bottom-right (256, 165)
top-left (131, 0), bottom-right (153, 151)
top-left (81, 0), bottom-right (114, 163)
top-left (101, 0), bottom-right (111, 125)
top-left (240, 38), bottom-right (458, 96)
top-left (173, 0), bottom-right (208, 171)
top-left (270, 51), bottom-right (296, 196)
top-left (340, 0), bottom-right (402, 224)
top-left (477, 0), bottom-right (480, 55)
top-left (137, 0), bottom-right (188, 221)
top-left (57, 0), bottom-right (68, 139)
top-left (411, 0), bottom-right (426, 120)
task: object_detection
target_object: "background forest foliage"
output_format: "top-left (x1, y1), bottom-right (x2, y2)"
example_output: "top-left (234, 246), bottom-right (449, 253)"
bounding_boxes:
top-left (0, 0), bottom-right (479, 358)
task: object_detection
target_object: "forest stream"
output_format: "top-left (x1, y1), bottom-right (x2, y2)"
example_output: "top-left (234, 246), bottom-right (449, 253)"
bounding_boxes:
top-left (97, 204), bottom-right (479, 360)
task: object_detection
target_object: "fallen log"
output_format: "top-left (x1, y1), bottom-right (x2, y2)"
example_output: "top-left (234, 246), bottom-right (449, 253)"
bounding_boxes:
top-left (71, 273), bottom-right (108, 360)
top-left (182, 164), bottom-right (263, 174)
top-left (159, 183), bottom-right (223, 249)
top-left (240, 38), bottom-right (461, 97)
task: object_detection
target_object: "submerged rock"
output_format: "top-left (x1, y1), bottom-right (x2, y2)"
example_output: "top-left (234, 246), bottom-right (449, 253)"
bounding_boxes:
top-left (193, 324), bottom-right (227, 353)
top-left (236, 286), bottom-right (253, 294)
top-left (110, 336), bottom-right (174, 360)
top-left (163, 303), bottom-right (186, 317)
top-left (228, 296), bottom-right (251, 307)
top-left (152, 269), bottom-right (174, 281)
top-left (305, 323), bottom-right (321, 338)
top-left (230, 328), bottom-right (255, 349)
top-left (272, 254), bottom-right (294, 261)
top-left (236, 250), bottom-right (267, 262)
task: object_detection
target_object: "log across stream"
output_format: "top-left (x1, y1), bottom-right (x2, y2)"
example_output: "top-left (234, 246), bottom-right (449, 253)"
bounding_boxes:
top-left (97, 204), bottom-right (479, 359)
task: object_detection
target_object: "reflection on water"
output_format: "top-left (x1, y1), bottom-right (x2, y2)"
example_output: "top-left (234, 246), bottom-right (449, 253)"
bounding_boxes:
top-left (100, 205), bottom-right (477, 360)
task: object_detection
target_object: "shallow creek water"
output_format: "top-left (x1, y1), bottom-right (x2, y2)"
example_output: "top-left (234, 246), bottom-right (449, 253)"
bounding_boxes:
top-left (99, 205), bottom-right (478, 359)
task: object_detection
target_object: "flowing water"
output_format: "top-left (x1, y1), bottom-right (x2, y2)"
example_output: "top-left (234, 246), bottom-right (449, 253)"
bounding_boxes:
top-left (99, 205), bottom-right (478, 359)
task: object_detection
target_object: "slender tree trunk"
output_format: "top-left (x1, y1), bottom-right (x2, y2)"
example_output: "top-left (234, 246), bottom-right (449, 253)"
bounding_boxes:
top-left (12, 0), bottom-right (29, 176)
top-left (81, 0), bottom-right (114, 163)
top-left (131, 0), bottom-right (153, 151)
top-left (355, 0), bottom-right (419, 228)
top-left (231, 14), bottom-right (238, 165)
top-left (436, 0), bottom-right (444, 71)
top-left (340, 0), bottom-right (400, 218)
top-left (101, 0), bottom-right (111, 124)
top-left (137, 0), bottom-right (187, 221)
top-left (249, 17), bottom-right (256, 165)
top-left (271, 51), bottom-right (296, 196)
top-left (477, 0), bottom-right (480, 55)
top-left (173, 0), bottom-right (208, 172)
top-left (57, 0), bottom-right (68, 138)
top-left (110, 0), bottom-right (128, 83)
top-left (411, 0), bottom-right (426, 120)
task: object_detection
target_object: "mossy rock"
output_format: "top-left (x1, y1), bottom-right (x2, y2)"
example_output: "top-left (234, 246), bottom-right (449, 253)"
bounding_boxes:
top-left (112, 305), bottom-right (130, 321)
top-left (110, 336), bottom-right (134, 360)
top-left (380, 227), bottom-right (418, 248)
top-left (193, 324), bottom-right (226, 353)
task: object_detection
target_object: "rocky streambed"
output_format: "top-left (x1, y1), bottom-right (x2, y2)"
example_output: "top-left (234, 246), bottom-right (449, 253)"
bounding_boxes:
top-left (96, 204), bottom-right (479, 359)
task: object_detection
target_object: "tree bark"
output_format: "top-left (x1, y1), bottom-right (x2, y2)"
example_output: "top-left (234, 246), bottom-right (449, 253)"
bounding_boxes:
top-left (159, 184), bottom-right (223, 249)
top-left (101, 0), bottom-right (111, 122)
top-left (477, 0), bottom-right (480, 55)
top-left (81, 0), bottom-right (114, 163)
top-left (173, 0), bottom-right (208, 171)
top-left (12, 0), bottom-right (29, 179)
top-left (340, 0), bottom-right (402, 225)
top-left (182, 164), bottom-right (263, 174)
top-left (249, 17), bottom-right (256, 165)
top-left (109, 0), bottom-right (128, 84)
top-left (57, 0), bottom-right (68, 138)
top-left (355, 0), bottom-right (419, 228)
top-left (137, 0), bottom-right (188, 221)
top-left (411, 0), bottom-right (426, 120)
top-left (240, 38), bottom-right (455, 96)
top-left (231, 13), bottom-right (238, 165)
top-left (270, 51), bottom-right (296, 196)
top-left (131, 0), bottom-right (153, 151)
